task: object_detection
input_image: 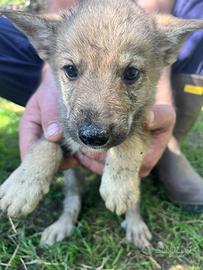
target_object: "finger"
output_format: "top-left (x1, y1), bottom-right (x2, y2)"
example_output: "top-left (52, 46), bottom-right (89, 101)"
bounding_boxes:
top-left (80, 147), bottom-right (107, 162)
top-left (59, 157), bottom-right (79, 170)
top-left (140, 105), bottom-right (176, 176)
top-left (38, 66), bottom-right (63, 142)
top-left (19, 93), bottom-right (42, 159)
top-left (139, 130), bottom-right (171, 177)
top-left (76, 152), bottom-right (104, 175)
top-left (144, 104), bottom-right (176, 131)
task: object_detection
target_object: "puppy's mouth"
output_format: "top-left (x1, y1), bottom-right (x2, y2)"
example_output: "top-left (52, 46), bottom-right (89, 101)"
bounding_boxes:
top-left (79, 142), bottom-right (109, 152)
top-left (77, 134), bottom-right (110, 152)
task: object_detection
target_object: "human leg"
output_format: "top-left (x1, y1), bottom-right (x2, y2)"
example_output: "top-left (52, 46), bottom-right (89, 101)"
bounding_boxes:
top-left (0, 16), bottom-right (43, 106)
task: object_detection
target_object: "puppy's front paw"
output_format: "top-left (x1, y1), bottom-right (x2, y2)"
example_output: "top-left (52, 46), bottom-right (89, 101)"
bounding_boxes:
top-left (121, 218), bottom-right (152, 249)
top-left (100, 178), bottom-right (139, 215)
top-left (0, 167), bottom-right (50, 217)
top-left (40, 219), bottom-right (74, 246)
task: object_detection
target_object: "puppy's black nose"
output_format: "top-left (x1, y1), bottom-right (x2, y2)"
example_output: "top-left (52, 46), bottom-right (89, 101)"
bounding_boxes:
top-left (78, 123), bottom-right (110, 146)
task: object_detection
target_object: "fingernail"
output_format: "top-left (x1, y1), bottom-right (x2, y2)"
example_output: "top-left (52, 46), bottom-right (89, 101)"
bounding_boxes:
top-left (45, 122), bottom-right (62, 139)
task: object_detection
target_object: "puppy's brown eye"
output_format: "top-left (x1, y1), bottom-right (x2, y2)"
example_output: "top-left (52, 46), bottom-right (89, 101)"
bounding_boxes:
top-left (63, 65), bottom-right (78, 80)
top-left (123, 67), bottom-right (140, 84)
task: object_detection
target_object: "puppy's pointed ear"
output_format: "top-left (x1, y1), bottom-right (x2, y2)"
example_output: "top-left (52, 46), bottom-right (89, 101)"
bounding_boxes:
top-left (155, 14), bottom-right (203, 65)
top-left (1, 11), bottom-right (63, 61)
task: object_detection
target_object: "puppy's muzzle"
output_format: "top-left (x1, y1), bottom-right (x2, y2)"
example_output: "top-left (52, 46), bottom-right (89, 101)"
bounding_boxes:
top-left (78, 122), bottom-right (110, 147)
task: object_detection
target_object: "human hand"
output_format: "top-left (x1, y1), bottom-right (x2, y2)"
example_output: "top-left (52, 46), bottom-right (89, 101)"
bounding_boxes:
top-left (20, 64), bottom-right (175, 176)
top-left (74, 104), bottom-right (176, 176)
top-left (139, 104), bottom-right (176, 176)
top-left (19, 64), bottom-right (78, 169)
top-left (19, 64), bottom-right (106, 172)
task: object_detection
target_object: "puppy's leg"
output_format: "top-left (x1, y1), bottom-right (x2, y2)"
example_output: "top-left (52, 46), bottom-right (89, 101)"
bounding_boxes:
top-left (40, 169), bottom-right (81, 246)
top-left (121, 202), bottom-right (152, 249)
top-left (0, 138), bottom-right (63, 217)
top-left (100, 133), bottom-right (147, 215)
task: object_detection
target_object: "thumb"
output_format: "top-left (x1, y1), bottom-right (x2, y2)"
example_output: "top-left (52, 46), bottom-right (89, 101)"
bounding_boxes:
top-left (37, 66), bottom-right (63, 142)
top-left (144, 104), bottom-right (176, 131)
top-left (44, 121), bottom-right (63, 141)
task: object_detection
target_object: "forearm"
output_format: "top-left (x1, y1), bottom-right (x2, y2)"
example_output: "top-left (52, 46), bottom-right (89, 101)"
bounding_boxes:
top-left (136, 0), bottom-right (175, 14)
top-left (48, 0), bottom-right (78, 13)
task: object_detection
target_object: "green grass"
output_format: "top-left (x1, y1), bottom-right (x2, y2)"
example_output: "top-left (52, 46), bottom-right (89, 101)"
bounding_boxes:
top-left (0, 98), bottom-right (203, 270)
top-left (0, 0), bottom-right (25, 5)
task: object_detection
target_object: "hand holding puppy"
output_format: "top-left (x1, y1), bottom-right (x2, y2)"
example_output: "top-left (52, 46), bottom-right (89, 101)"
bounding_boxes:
top-left (19, 65), bottom-right (176, 177)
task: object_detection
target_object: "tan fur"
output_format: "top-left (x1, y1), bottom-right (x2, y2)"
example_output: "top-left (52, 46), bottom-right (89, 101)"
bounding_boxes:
top-left (1, 0), bottom-right (203, 248)
top-left (0, 139), bottom-right (63, 217)
top-left (40, 169), bottom-right (81, 245)
top-left (100, 133), bottom-right (147, 215)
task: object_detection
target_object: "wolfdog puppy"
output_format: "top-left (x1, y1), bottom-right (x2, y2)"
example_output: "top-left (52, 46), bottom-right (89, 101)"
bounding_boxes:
top-left (0, 0), bottom-right (202, 248)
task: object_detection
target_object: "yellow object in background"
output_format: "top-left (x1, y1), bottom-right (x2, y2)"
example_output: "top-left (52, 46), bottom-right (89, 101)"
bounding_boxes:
top-left (184, 84), bottom-right (203, 95)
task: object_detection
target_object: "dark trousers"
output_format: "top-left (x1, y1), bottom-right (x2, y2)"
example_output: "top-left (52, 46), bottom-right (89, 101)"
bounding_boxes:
top-left (0, 16), bottom-right (43, 106)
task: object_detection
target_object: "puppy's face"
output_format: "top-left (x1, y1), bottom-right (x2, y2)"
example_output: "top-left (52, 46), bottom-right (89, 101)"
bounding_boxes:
top-left (3, 0), bottom-right (203, 149)
top-left (55, 1), bottom-right (163, 149)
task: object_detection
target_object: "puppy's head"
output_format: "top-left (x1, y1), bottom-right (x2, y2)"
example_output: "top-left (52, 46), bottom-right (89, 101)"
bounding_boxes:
top-left (3, 0), bottom-right (203, 149)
